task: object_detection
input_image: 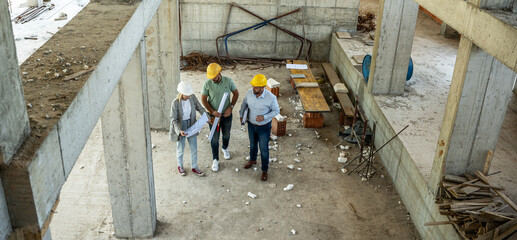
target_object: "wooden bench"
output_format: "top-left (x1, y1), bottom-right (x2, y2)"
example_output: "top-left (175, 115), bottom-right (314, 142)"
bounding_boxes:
top-left (322, 62), bottom-right (355, 126)
top-left (287, 60), bottom-right (330, 128)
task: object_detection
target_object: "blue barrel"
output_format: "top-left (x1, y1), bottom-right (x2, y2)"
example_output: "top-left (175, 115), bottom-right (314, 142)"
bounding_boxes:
top-left (362, 55), bottom-right (414, 82)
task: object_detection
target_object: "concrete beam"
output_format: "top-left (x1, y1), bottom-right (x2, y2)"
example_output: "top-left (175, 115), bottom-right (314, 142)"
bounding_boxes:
top-left (369, 0), bottom-right (419, 95)
top-left (102, 40), bottom-right (156, 238)
top-left (146, 0), bottom-right (180, 130)
top-left (445, 44), bottom-right (516, 175)
top-left (414, 0), bottom-right (517, 73)
top-left (0, 0), bottom-right (30, 164)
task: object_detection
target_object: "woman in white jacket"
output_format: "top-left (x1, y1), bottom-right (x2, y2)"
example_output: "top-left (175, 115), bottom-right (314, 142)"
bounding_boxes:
top-left (169, 81), bottom-right (207, 176)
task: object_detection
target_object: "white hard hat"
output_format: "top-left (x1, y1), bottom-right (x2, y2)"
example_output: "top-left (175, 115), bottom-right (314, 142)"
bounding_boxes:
top-left (177, 81), bottom-right (194, 95)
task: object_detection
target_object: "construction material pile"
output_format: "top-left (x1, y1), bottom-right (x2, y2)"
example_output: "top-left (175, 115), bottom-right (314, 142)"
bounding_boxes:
top-left (357, 12), bottom-right (376, 32)
top-left (180, 52), bottom-right (234, 71)
top-left (12, 4), bottom-right (55, 24)
top-left (432, 171), bottom-right (517, 239)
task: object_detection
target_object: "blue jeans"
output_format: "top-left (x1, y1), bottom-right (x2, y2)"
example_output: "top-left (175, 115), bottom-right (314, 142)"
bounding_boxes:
top-left (177, 119), bottom-right (198, 169)
top-left (248, 121), bottom-right (271, 171)
top-left (209, 114), bottom-right (232, 161)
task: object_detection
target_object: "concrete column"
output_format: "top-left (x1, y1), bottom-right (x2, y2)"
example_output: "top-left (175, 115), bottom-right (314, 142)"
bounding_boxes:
top-left (369, 0), bottom-right (419, 95)
top-left (146, 0), bottom-right (180, 130)
top-left (0, 0), bottom-right (30, 164)
top-left (445, 44), bottom-right (516, 175)
top-left (440, 23), bottom-right (459, 38)
top-left (429, 37), bottom-right (516, 193)
top-left (102, 39), bottom-right (156, 238)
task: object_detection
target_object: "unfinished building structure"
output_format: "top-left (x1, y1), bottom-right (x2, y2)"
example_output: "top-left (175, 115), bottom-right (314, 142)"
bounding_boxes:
top-left (0, 0), bottom-right (516, 239)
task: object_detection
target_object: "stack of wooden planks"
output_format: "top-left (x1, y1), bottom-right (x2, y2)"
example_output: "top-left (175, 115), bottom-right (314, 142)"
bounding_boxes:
top-left (428, 171), bottom-right (517, 239)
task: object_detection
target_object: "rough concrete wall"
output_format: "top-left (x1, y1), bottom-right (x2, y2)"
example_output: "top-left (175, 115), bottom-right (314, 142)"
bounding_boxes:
top-left (180, 0), bottom-right (359, 61)
top-left (0, 177), bottom-right (12, 239)
top-left (329, 35), bottom-right (459, 240)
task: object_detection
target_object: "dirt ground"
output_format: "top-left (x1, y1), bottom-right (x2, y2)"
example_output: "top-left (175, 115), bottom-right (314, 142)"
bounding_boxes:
top-left (11, 2), bottom-right (138, 163)
top-left (49, 63), bottom-right (421, 239)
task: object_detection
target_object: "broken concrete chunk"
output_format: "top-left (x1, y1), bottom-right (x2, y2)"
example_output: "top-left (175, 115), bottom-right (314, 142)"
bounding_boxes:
top-left (294, 158), bottom-right (301, 163)
top-left (287, 165), bottom-right (294, 170)
top-left (296, 204), bottom-right (302, 208)
top-left (182, 201), bottom-right (187, 204)
top-left (297, 168), bottom-right (302, 171)
top-left (270, 135), bottom-right (277, 141)
top-left (247, 192), bottom-right (257, 199)
top-left (283, 184), bottom-right (294, 191)
top-left (245, 201), bottom-right (250, 205)
top-left (269, 158), bottom-right (277, 163)
top-left (235, 168), bottom-right (239, 172)
top-left (291, 229), bottom-right (296, 235)
top-left (341, 168), bottom-right (348, 173)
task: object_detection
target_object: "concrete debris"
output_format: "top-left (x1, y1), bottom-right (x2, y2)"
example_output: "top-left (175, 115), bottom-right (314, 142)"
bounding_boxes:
top-left (80, 165), bottom-right (84, 169)
top-left (151, 144), bottom-right (156, 149)
top-left (83, 64), bottom-right (89, 70)
top-left (283, 184), bottom-right (294, 191)
top-left (279, 161), bottom-right (283, 164)
top-left (253, 167), bottom-right (257, 171)
top-left (22, 72), bottom-right (28, 75)
top-left (245, 201), bottom-right (250, 205)
top-left (226, 189), bottom-right (230, 192)
top-left (247, 192), bottom-right (257, 199)
top-left (381, 175), bottom-right (385, 179)
top-left (246, 156), bottom-right (251, 160)
top-left (288, 134), bottom-right (292, 137)
top-left (332, 102), bottom-right (341, 109)
top-left (270, 135), bottom-right (277, 141)
top-left (80, 46), bottom-right (86, 50)
top-left (344, 125), bottom-right (350, 130)
top-left (344, 145), bottom-right (350, 150)
top-left (361, 177), bottom-right (367, 182)
top-left (294, 158), bottom-right (301, 163)
top-left (341, 168), bottom-right (347, 173)
top-left (287, 165), bottom-right (294, 170)
top-left (54, 12), bottom-right (67, 21)
top-left (182, 201), bottom-right (187, 204)
top-left (297, 168), bottom-right (302, 171)
top-left (338, 155), bottom-right (347, 163)
top-left (291, 229), bottom-right (296, 235)
top-left (296, 204), bottom-right (302, 208)
top-left (45, 114), bottom-right (50, 119)
top-left (63, 69), bottom-right (68, 73)
top-left (275, 114), bottom-right (286, 122)
top-left (54, 72), bottom-right (60, 78)
top-left (235, 168), bottom-right (239, 172)
top-left (310, 151), bottom-right (314, 154)
top-left (27, 103), bottom-right (33, 108)
top-left (269, 158), bottom-right (277, 163)
top-left (269, 183), bottom-right (276, 188)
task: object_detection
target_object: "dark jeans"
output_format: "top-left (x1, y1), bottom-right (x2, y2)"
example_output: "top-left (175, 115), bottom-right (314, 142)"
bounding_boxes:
top-left (248, 121), bottom-right (271, 172)
top-left (209, 114), bottom-right (232, 160)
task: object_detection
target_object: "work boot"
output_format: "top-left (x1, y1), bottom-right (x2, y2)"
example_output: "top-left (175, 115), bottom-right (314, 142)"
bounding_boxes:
top-left (244, 161), bottom-right (257, 169)
top-left (261, 171), bottom-right (268, 181)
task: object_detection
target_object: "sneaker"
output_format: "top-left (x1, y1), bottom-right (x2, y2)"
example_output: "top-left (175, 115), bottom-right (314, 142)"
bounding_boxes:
top-left (222, 148), bottom-right (231, 160)
top-left (212, 159), bottom-right (219, 172)
top-left (178, 166), bottom-right (185, 176)
top-left (192, 168), bottom-right (205, 176)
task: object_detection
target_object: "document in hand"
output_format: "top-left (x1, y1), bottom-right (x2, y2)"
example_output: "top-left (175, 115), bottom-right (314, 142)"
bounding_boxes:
top-left (184, 112), bottom-right (209, 138)
top-left (208, 92), bottom-right (229, 141)
top-left (241, 108), bottom-right (248, 125)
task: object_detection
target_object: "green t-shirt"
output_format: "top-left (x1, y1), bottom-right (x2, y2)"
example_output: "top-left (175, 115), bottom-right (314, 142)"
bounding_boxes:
top-left (201, 76), bottom-right (237, 113)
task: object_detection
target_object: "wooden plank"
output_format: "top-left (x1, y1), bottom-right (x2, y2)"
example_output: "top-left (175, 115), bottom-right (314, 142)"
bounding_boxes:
top-left (494, 224), bottom-right (517, 240)
top-left (424, 220), bottom-right (457, 226)
top-left (482, 150), bottom-right (494, 175)
top-left (321, 62), bottom-right (354, 116)
top-left (352, 55), bottom-right (366, 64)
top-left (463, 183), bottom-right (504, 191)
top-left (336, 31), bottom-right (351, 39)
top-left (444, 174), bottom-right (467, 183)
top-left (477, 218), bottom-right (517, 240)
top-left (479, 211), bottom-right (513, 222)
top-left (475, 171), bottom-right (517, 212)
top-left (288, 60), bottom-right (330, 112)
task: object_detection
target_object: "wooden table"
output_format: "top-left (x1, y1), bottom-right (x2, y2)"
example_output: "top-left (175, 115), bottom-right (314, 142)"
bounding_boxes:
top-left (287, 60), bottom-right (330, 128)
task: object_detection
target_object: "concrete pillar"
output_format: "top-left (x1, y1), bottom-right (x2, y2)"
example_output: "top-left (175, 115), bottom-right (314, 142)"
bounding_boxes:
top-left (0, 0), bottom-right (30, 164)
top-left (146, 0), bottom-right (180, 130)
top-left (369, 0), bottom-right (419, 95)
top-left (101, 39), bottom-right (156, 238)
top-left (0, 178), bottom-right (11, 239)
top-left (440, 23), bottom-right (459, 38)
top-left (429, 37), bottom-right (516, 192)
top-left (445, 44), bottom-right (516, 175)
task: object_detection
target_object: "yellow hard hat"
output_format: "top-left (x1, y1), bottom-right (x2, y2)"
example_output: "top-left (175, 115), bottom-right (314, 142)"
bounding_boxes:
top-left (207, 63), bottom-right (222, 79)
top-left (250, 74), bottom-right (267, 87)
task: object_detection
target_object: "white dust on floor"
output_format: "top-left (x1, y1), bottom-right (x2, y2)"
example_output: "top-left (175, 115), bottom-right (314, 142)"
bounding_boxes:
top-left (8, 0), bottom-right (89, 64)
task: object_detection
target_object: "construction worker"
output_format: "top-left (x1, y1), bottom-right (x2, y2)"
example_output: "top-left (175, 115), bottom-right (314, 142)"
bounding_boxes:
top-left (201, 63), bottom-right (239, 172)
top-left (239, 74), bottom-right (280, 181)
top-left (169, 81), bottom-right (207, 176)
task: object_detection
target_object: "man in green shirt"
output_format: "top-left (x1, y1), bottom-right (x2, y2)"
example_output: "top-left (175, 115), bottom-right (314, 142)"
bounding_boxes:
top-left (201, 63), bottom-right (239, 172)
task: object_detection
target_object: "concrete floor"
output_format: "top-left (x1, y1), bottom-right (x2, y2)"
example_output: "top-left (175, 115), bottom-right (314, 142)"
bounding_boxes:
top-left (49, 65), bottom-right (420, 239)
